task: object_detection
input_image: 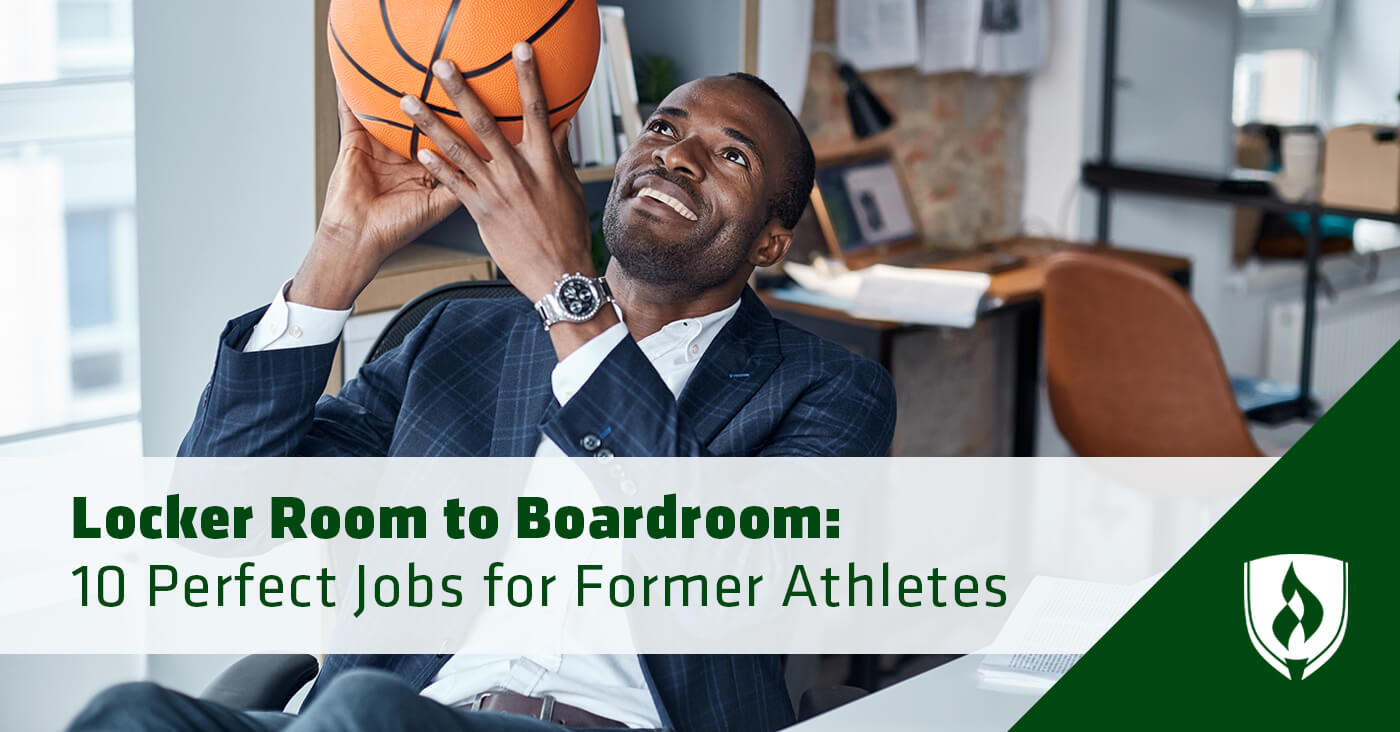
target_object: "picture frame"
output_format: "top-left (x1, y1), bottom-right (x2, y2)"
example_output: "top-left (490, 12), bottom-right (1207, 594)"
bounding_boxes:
top-left (807, 148), bottom-right (923, 269)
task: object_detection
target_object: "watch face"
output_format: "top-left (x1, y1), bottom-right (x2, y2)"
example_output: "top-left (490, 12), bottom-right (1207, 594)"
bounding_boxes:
top-left (559, 278), bottom-right (597, 317)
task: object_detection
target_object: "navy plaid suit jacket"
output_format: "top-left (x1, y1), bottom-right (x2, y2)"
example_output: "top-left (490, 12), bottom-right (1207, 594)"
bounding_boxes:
top-left (178, 286), bottom-right (896, 731)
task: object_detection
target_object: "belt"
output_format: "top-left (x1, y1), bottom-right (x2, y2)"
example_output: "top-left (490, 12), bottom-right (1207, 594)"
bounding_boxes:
top-left (469, 691), bottom-right (626, 728)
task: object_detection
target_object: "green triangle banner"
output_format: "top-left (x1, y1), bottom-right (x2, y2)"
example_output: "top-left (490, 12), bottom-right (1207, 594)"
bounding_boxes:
top-left (1014, 340), bottom-right (1400, 729)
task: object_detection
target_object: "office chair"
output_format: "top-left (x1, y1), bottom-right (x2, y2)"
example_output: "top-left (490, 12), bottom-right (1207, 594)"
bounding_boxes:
top-left (200, 280), bottom-right (868, 720)
top-left (201, 654), bottom-right (866, 720)
top-left (364, 279), bottom-right (523, 365)
top-left (1042, 252), bottom-right (1263, 456)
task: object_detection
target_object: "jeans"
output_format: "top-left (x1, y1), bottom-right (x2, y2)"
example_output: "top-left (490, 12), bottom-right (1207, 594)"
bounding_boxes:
top-left (67, 669), bottom-right (648, 732)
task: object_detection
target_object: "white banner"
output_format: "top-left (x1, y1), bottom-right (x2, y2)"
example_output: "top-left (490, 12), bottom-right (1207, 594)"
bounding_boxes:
top-left (0, 458), bottom-right (1271, 655)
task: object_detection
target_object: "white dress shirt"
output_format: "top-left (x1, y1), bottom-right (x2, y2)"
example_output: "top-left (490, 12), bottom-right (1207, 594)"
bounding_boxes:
top-left (245, 280), bottom-right (740, 727)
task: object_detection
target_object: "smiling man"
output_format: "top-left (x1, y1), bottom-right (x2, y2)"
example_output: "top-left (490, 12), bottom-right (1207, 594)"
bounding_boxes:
top-left (69, 43), bottom-right (894, 732)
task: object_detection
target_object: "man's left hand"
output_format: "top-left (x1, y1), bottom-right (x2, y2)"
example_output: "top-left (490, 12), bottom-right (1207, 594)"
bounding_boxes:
top-left (401, 42), bottom-right (595, 304)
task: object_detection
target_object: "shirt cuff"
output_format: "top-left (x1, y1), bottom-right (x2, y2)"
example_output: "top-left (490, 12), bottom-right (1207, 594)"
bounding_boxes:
top-left (242, 278), bottom-right (353, 352)
top-left (550, 322), bottom-right (629, 406)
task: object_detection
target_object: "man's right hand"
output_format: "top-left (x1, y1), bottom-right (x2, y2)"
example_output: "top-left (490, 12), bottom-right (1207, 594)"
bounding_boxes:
top-left (289, 93), bottom-right (462, 310)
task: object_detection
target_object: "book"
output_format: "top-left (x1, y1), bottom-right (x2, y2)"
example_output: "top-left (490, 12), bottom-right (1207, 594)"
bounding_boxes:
top-left (574, 12), bottom-right (609, 168)
top-left (599, 6), bottom-right (642, 142)
top-left (975, 575), bottom-right (1156, 693)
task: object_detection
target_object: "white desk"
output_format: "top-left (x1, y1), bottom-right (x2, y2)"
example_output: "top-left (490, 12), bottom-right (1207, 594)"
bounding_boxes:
top-left (789, 655), bottom-right (1041, 731)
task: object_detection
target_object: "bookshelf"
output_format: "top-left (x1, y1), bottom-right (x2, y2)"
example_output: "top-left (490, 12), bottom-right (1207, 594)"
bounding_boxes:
top-left (312, 1), bottom-right (760, 388)
top-left (575, 166), bottom-right (616, 184)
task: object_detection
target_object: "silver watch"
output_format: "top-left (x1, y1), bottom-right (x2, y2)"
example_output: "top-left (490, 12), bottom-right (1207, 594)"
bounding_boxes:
top-left (534, 273), bottom-right (613, 329)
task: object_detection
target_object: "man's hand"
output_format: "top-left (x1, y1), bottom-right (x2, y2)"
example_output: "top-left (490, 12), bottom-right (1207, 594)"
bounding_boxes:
top-left (290, 94), bottom-right (462, 310)
top-left (400, 42), bottom-right (596, 305)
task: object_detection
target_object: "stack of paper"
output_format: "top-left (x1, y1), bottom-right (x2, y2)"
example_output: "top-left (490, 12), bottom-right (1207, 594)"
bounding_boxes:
top-left (782, 261), bottom-right (990, 328)
top-left (976, 575), bottom-right (1155, 693)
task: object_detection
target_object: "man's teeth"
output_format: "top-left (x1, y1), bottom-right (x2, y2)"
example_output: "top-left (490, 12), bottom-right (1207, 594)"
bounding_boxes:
top-left (636, 187), bottom-right (698, 221)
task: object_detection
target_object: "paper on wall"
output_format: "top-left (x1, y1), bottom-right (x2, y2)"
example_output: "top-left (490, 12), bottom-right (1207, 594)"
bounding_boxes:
top-left (917, 0), bottom-right (1049, 76)
top-left (836, 0), bottom-right (921, 71)
top-left (977, 0), bottom-right (1049, 76)
top-left (918, 0), bottom-right (981, 74)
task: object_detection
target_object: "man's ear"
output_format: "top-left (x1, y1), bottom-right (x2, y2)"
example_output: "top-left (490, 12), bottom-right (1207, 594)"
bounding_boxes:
top-left (750, 220), bottom-right (794, 268)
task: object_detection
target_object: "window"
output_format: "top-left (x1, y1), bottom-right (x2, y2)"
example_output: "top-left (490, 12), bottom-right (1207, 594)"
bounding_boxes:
top-left (1233, 49), bottom-right (1318, 126)
top-left (1232, 0), bottom-right (1334, 127)
top-left (0, 0), bottom-right (137, 443)
top-left (1238, 0), bottom-right (1320, 12)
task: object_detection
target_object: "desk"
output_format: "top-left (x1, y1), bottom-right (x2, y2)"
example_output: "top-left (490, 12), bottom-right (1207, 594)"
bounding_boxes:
top-left (761, 238), bottom-right (1190, 457)
top-left (789, 655), bottom-right (1040, 731)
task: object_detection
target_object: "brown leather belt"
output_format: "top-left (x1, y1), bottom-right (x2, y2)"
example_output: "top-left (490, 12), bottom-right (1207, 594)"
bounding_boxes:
top-left (469, 691), bottom-right (626, 728)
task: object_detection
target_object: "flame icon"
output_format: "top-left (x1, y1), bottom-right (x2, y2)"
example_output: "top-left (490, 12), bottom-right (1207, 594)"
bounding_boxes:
top-left (1245, 554), bottom-right (1347, 680)
top-left (1272, 562), bottom-right (1323, 650)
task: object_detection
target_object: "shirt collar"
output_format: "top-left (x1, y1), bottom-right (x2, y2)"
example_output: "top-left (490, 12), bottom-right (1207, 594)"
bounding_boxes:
top-left (633, 298), bottom-right (742, 365)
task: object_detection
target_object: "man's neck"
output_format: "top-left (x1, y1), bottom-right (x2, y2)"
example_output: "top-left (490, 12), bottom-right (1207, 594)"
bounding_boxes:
top-left (606, 264), bottom-right (747, 341)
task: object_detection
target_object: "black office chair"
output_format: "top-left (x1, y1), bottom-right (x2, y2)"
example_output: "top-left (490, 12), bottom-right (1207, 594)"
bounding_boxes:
top-left (363, 279), bottom-right (524, 366)
top-left (199, 280), bottom-right (869, 720)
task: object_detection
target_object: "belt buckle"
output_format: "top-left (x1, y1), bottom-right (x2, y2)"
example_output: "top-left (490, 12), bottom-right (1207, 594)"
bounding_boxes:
top-left (538, 694), bottom-right (556, 722)
top-left (468, 692), bottom-right (488, 712)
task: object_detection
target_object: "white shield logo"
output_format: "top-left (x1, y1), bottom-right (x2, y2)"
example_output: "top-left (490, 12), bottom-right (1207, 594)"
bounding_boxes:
top-left (1243, 554), bottom-right (1348, 680)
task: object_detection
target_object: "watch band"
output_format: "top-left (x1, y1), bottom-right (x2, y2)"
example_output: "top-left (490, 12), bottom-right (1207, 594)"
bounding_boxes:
top-left (534, 273), bottom-right (613, 330)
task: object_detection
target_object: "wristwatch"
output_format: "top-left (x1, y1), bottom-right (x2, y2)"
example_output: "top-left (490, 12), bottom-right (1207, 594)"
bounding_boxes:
top-left (534, 273), bottom-right (613, 330)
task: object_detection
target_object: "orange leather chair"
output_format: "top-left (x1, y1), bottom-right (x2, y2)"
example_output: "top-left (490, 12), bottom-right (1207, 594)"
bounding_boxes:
top-left (1042, 252), bottom-right (1262, 457)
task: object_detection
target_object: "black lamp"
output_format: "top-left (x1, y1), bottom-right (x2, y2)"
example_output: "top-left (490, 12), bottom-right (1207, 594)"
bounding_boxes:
top-left (837, 61), bottom-right (894, 138)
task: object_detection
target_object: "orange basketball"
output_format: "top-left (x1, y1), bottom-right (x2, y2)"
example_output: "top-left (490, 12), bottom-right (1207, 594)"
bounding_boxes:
top-left (327, 0), bottom-right (600, 160)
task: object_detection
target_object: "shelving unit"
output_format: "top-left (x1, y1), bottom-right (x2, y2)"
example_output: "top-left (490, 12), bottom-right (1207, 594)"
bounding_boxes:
top-left (1079, 0), bottom-right (1400, 424)
top-left (575, 166), bottom-right (616, 184)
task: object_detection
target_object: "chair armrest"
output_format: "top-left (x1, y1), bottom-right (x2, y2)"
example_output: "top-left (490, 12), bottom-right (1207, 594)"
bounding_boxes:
top-left (200, 654), bottom-right (319, 712)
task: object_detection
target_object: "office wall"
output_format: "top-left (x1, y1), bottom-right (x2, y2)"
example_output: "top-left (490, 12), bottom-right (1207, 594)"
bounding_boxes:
top-left (800, 0), bottom-right (1027, 249)
top-left (1022, 0), bottom-right (1240, 456)
top-left (1021, 0), bottom-right (1090, 240)
top-left (135, 1), bottom-right (321, 456)
top-left (1328, 0), bottom-right (1400, 125)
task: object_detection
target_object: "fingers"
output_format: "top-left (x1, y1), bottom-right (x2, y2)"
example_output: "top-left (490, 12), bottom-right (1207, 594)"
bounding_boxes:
top-left (512, 42), bottom-right (552, 147)
top-left (416, 148), bottom-right (475, 204)
top-left (399, 93), bottom-right (487, 179)
top-left (336, 87), bottom-right (367, 136)
top-left (427, 182), bottom-right (464, 223)
top-left (552, 121), bottom-right (573, 169)
top-left (430, 58), bottom-right (514, 162)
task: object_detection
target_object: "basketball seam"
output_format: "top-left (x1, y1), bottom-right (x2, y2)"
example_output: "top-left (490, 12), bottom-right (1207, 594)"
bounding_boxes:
top-left (332, 29), bottom-right (588, 123)
top-left (357, 113), bottom-right (413, 131)
top-left (331, 0), bottom-right (591, 148)
top-left (410, 0), bottom-right (464, 160)
top-left (379, 0), bottom-right (429, 73)
top-left (456, 0), bottom-right (577, 80)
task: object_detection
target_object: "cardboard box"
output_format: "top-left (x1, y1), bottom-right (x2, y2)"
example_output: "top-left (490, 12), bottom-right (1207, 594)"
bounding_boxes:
top-left (1320, 124), bottom-right (1400, 213)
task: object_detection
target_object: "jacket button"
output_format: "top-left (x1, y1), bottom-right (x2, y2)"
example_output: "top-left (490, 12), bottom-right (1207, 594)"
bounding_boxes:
top-left (580, 433), bottom-right (601, 451)
top-left (594, 448), bottom-right (614, 461)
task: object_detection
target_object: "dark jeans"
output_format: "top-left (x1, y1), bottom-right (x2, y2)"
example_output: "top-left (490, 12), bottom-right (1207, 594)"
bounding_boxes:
top-left (67, 669), bottom-right (647, 732)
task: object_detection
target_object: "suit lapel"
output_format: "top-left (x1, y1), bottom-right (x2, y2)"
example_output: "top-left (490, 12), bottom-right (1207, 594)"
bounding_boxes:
top-left (676, 287), bottom-right (783, 448)
top-left (490, 288), bottom-right (782, 456)
top-left (490, 309), bottom-right (559, 457)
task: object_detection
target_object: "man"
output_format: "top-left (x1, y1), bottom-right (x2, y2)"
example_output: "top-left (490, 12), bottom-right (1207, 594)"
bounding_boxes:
top-left (71, 43), bottom-right (893, 731)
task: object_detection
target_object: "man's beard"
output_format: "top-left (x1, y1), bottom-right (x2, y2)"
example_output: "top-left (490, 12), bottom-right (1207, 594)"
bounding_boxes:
top-left (601, 178), bottom-right (766, 296)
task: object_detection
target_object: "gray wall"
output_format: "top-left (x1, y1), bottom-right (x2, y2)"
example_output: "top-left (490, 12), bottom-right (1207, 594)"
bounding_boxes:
top-left (135, 0), bottom-right (321, 456)
top-left (1328, 0), bottom-right (1400, 125)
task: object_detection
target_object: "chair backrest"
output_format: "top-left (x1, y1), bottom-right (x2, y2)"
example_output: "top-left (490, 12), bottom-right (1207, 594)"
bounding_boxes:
top-left (1042, 252), bottom-right (1261, 456)
top-left (364, 279), bottom-right (521, 365)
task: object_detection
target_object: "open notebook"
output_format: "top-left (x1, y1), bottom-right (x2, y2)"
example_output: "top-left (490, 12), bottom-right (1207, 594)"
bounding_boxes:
top-left (976, 575), bottom-right (1158, 693)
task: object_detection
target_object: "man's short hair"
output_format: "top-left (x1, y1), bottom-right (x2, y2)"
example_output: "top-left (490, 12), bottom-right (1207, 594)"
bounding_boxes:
top-left (723, 72), bottom-right (815, 230)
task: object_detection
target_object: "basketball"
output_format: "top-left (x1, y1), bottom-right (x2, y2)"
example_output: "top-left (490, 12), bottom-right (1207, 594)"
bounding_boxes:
top-left (327, 0), bottom-right (600, 160)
